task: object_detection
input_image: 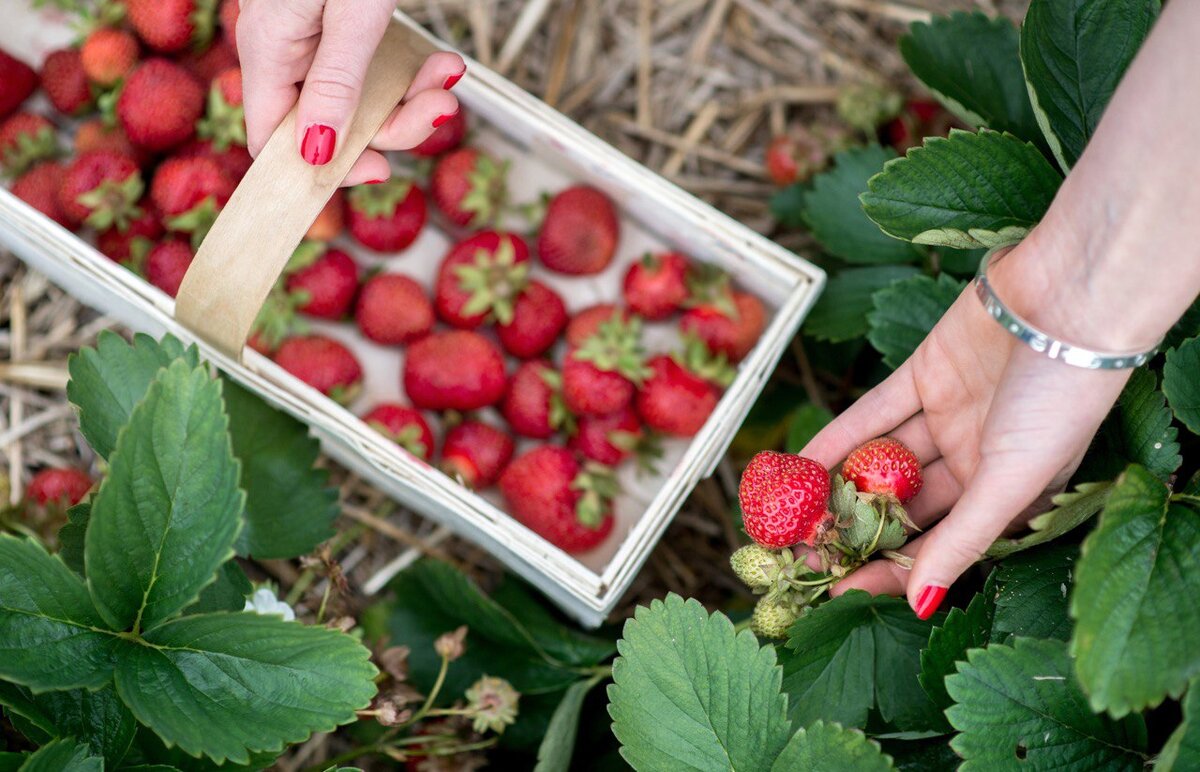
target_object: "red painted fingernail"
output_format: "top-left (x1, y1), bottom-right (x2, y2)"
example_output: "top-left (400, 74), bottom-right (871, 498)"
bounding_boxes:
top-left (914, 585), bottom-right (947, 620)
top-left (300, 124), bottom-right (336, 165)
top-left (443, 67), bottom-right (466, 90)
top-left (366, 178), bottom-right (386, 184)
top-left (432, 111), bottom-right (457, 129)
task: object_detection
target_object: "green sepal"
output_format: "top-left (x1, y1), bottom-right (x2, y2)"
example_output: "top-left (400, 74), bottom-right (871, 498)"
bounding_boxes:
top-left (452, 235), bottom-right (530, 325)
top-left (460, 153), bottom-right (509, 228)
top-left (165, 196), bottom-right (222, 249)
top-left (684, 264), bottom-right (738, 318)
top-left (285, 240), bottom-right (327, 274)
top-left (674, 333), bottom-right (735, 387)
top-left (250, 282), bottom-right (310, 351)
top-left (539, 367), bottom-right (577, 435)
top-left (1, 125), bottom-right (59, 177)
top-left (369, 420), bottom-right (428, 459)
top-left (572, 462), bottom-right (620, 528)
top-left (196, 82), bottom-right (246, 152)
top-left (189, 0), bottom-right (218, 51)
top-left (78, 172), bottom-right (144, 232)
top-left (571, 313), bottom-right (652, 384)
top-left (347, 178), bottom-right (414, 218)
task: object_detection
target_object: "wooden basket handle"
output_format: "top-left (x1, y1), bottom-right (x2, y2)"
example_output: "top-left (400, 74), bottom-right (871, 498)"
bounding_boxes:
top-left (175, 22), bottom-right (433, 359)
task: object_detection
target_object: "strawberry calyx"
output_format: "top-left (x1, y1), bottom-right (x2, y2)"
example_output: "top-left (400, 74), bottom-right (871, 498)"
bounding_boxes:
top-left (348, 178), bottom-right (415, 218)
top-left (285, 240), bottom-right (327, 273)
top-left (571, 313), bottom-right (652, 384)
top-left (453, 235), bottom-right (530, 325)
top-left (189, 0), bottom-right (219, 51)
top-left (75, 0), bottom-right (128, 35)
top-left (826, 474), bottom-right (912, 563)
top-left (538, 366), bottom-right (577, 435)
top-left (2, 124), bottom-right (60, 177)
top-left (460, 153), bottom-right (509, 228)
top-left (370, 420), bottom-right (429, 459)
top-left (571, 462), bottom-right (619, 528)
top-left (608, 428), bottom-right (663, 475)
top-left (77, 171), bottom-right (144, 231)
top-left (165, 195), bottom-right (221, 248)
top-left (673, 333), bottom-right (735, 388)
top-left (196, 80), bottom-right (246, 151)
top-left (684, 264), bottom-right (738, 319)
top-left (251, 283), bottom-right (309, 352)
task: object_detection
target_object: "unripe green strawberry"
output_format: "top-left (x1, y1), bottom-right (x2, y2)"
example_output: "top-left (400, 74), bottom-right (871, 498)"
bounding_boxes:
top-left (729, 544), bottom-right (781, 589)
top-left (751, 596), bottom-right (800, 640)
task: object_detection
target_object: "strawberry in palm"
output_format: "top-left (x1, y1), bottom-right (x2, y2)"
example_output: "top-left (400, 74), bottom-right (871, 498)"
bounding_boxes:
top-left (739, 452), bottom-right (833, 549)
top-left (841, 437), bottom-right (923, 504)
top-left (346, 178), bottom-right (427, 252)
top-left (364, 404), bottom-right (434, 462)
top-left (435, 231), bottom-right (530, 329)
top-left (499, 446), bottom-right (617, 553)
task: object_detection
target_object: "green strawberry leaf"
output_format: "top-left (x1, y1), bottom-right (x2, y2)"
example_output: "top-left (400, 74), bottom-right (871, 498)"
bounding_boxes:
top-left (986, 481), bottom-right (1112, 559)
top-left (798, 145), bottom-right (924, 265)
top-left (785, 403), bottom-right (835, 454)
top-left (779, 590), bottom-right (945, 732)
top-left (66, 331), bottom-right (200, 460)
top-left (867, 273), bottom-right (965, 369)
top-left (945, 638), bottom-right (1147, 770)
top-left (1077, 368), bottom-right (1181, 482)
top-left (0, 535), bottom-right (119, 691)
top-left (183, 560), bottom-right (253, 615)
top-left (1163, 337), bottom-right (1200, 435)
top-left (1165, 299), bottom-right (1200, 352)
top-left (86, 361), bottom-right (244, 633)
top-left (1156, 679), bottom-right (1200, 771)
top-left (607, 594), bottom-right (793, 770)
top-left (919, 591), bottom-right (994, 711)
top-left (114, 612), bottom-right (377, 765)
top-left (57, 502), bottom-right (90, 576)
top-left (991, 542), bottom-right (1077, 643)
top-left (15, 739), bottom-right (102, 772)
top-left (1020, 0), bottom-right (1160, 171)
top-left (806, 265), bottom-right (921, 343)
top-left (860, 129), bottom-right (1063, 249)
top-left (0, 753), bottom-right (25, 772)
top-left (121, 725), bottom-right (281, 771)
top-left (771, 720), bottom-right (895, 772)
top-left (0, 684), bottom-right (134, 769)
top-left (534, 674), bottom-right (605, 772)
top-left (900, 12), bottom-right (1041, 143)
top-left (222, 379), bottom-right (337, 559)
top-left (1071, 465), bottom-right (1200, 717)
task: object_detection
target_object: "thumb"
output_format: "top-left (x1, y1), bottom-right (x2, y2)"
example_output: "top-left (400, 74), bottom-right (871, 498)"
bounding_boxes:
top-left (295, 0), bottom-right (394, 166)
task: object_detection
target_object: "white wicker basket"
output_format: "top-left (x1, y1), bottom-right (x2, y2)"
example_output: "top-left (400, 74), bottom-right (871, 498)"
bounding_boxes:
top-left (0, 6), bottom-right (824, 627)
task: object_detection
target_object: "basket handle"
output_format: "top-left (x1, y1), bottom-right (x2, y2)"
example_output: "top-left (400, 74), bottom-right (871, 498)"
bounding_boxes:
top-left (175, 22), bottom-right (434, 359)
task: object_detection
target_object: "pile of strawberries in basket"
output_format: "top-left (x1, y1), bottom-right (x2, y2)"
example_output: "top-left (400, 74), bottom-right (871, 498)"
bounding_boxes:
top-left (0, 0), bottom-right (768, 554)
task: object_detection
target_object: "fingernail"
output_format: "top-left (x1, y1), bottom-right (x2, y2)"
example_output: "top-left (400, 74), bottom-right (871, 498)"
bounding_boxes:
top-left (301, 124), bottom-right (336, 166)
top-left (443, 67), bottom-right (466, 90)
top-left (432, 111), bottom-right (457, 129)
top-left (366, 178), bottom-right (386, 185)
top-left (914, 584), bottom-right (947, 620)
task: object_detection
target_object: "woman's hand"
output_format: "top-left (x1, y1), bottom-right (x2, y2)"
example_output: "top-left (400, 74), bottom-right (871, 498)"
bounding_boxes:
top-left (237, 0), bottom-right (465, 186)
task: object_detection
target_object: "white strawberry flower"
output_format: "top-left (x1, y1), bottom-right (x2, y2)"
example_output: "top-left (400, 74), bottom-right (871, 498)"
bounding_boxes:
top-left (243, 586), bottom-right (296, 621)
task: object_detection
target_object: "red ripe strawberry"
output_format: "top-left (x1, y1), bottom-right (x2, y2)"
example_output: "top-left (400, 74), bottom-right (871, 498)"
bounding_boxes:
top-left (12, 161), bottom-right (69, 226)
top-left (429, 147), bottom-right (507, 228)
top-left (144, 238), bottom-right (194, 297)
top-left (502, 360), bottom-right (572, 439)
top-left (355, 273), bottom-right (434, 345)
top-left (274, 335), bottom-right (363, 404)
top-left (97, 205), bottom-right (163, 264)
top-left (409, 107), bottom-right (467, 157)
top-left (127, 0), bottom-right (217, 53)
top-left (404, 330), bottom-right (506, 411)
top-left (537, 186), bottom-right (619, 275)
top-left (763, 129), bottom-right (839, 187)
top-left (346, 179), bottom-right (427, 252)
top-left (681, 290), bottom-right (766, 362)
top-left (58, 150), bottom-right (144, 230)
top-left (0, 48), bottom-right (38, 119)
top-left (41, 49), bottom-right (92, 116)
top-left (219, 0), bottom-right (240, 56)
top-left (285, 247), bottom-right (359, 320)
top-left (565, 304), bottom-right (628, 349)
top-left (434, 231), bottom-right (530, 329)
top-left (497, 281), bottom-right (567, 359)
top-left (178, 137), bottom-right (252, 182)
top-left (307, 191), bottom-right (344, 241)
top-left (118, 59), bottom-right (205, 152)
top-left (739, 451), bottom-right (833, 549)
top-left (635, 355), bottom-right (721, 437)
top-left (562, 314), bottom-right (650, 416)
top-left (623, 252), bottom-right (690, 320)
top-left (182, 36), bottom-right (238, 83)
top-left (75, 118), bottom-right (137, 159)
top-left (26, 467), bottom-right (92, 506)
top-left (151, 155), bottom-right (234, 238)
top-left (80, 28), bottom-right (139, 87)
top-left (441, 420), bottom-right (514, 489)
top-left (0, 113), bottom-right (58, 176)
top-left (568, 405), bottom-right (644, 466)
top-left (196, 67), bottom-right (245, 151)
top-left (363, 403), bottom-right (434, 461)
top-left (884, 99), bottom-right (954, 154)
top-left (841, 437), bottom-right (923, 504)
top-left (499, 446), bottom-right (616, 553)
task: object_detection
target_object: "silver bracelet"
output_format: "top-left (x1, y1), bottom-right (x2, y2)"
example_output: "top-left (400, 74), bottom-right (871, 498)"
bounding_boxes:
top-left (974, 245), bottom-right (1161, 370)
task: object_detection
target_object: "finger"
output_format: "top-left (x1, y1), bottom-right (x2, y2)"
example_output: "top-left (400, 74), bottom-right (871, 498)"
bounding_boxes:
top-left (888, 413), bottom-right (939, 466)
top-left (370, 90), bottom-right (460, 151)
top-left (830, 547), bottom-right (913, 597)
top-left (802, 361), bottom-right (920, 469)
top-left (295, 0), bottom-right (395, 165)
top-left (239, 0), bottom-right (320, 157)
top-left (341, 151), bottom-right (392, 187)
top-left (905, 459), bottom-right (963, 528)
top-left (403, 51), bottom-right (467, 99)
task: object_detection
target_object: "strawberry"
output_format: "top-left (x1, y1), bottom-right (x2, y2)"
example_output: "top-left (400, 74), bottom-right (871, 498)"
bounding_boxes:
top-left (403, 330), bottom-right (507, 411)
top-left (41, 49), bottom-right (92, 116)
top-left (58, 150), bottom-right (144, 230)
top-left (127, 0), bottom-right (217, 53)
top-left (884, 99), bottom-right (955, 154)
top-left (75, 118), bottom-right (137, 159)
top-left (680, 290), bottom-right (766, 362)
top-left (409, 106), bottom-right (467, 157)
top-left (563, 313), bottom-right (650, 416)
top-left (537, 185), bottom-right (619, 275)
top-left (623, 251), bottom-right (690, 320)
top-left (0, 113), bottom-right (58, 176)
top-left (434, 231), bottom-right (530, 329)
top-left (150, 154), bottom-right (234, 240)
top-left (306, 190), bottom-right (344, 241)
top-left (497, 280), bottom-right (567, 359)
top-left (97, 205), bottom-right (163, 264)
top-left (12, 161), bottom-right (69, 226)
top-left (499, 446), bottom-right (616, 553)
top-left (346, 179), bottom-right (427, 252)
top-left (440, 420), bottom-right (514, 489)
top-left (285, 246), bottom-right (359, 320)
top-left (841, 437), bottom-right (923, 504)
top-left (182, 36), bottom-right (238, 84)
top-left (565, 304), bottom-right (628, 349)
top-left (429, 146), bottom-right (507, 228)
top-left (118, 59), bottom-right (205, 152)
top-left (26, 467), bottom-right (93, 506)
top-left (739, 451), bottom-right (833, 549)
top-left (274, 335), bottom-right (363, 404)
top-left (363, 403), bottom-right (434, 461)
top-left (178, 137), bottom-right (252, 182)
top-left (635, 354), bottom-right (722, 437)
top-left (80, 27), bottom-right (139, 87)
top-left (0, 48), bottom-right (38, 119)
top-left (196, 67), bottom-right (244, 151)
top-left (568, 405), bottom-right (646, 466)
top-left (219, 0), bottom-right (240, 56)
top-left (763, 128), bottom-right (843, 187)
top-left (502, 360), bottom-right (572, 439)
top-left (144, 238), bottom-right (194, 296)
top-left (355, 273), bottom-right (434, 345)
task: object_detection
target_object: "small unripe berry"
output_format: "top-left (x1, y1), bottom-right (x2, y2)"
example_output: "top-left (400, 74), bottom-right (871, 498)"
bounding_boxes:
top-left (729, 544), bottom-right (781, 589)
